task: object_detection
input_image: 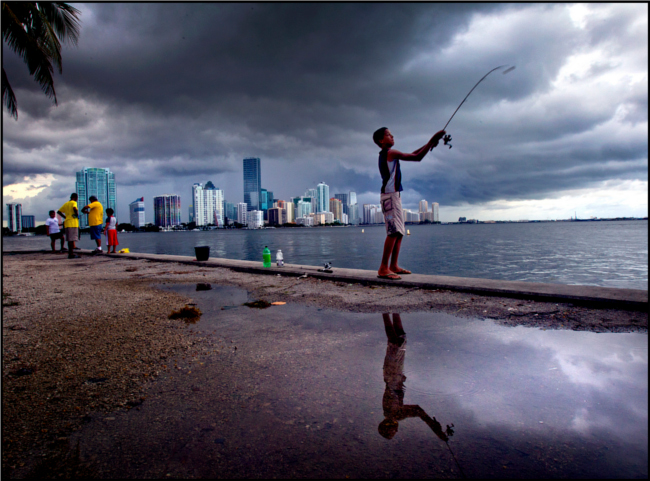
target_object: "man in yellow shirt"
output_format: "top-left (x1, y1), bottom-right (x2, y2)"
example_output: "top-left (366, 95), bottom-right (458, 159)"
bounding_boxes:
top-left (81, 195), bottom-right (104, 254)
top-left (57, 193), bottom-right (80, 259)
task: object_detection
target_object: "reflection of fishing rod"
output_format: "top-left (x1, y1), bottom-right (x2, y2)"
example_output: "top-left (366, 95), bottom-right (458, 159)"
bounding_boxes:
top-left (441, 65), bottom-right (516, 149)
top-left (444, 438), bottom-right (467, 479)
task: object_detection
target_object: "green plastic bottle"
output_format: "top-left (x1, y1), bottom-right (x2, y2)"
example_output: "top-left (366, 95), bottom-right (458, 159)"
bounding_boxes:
top-left (263, 246), bottom-right (272, 268)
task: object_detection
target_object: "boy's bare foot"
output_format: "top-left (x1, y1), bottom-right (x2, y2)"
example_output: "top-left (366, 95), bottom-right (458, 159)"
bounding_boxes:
top-left (378, 273), bottom-right (401, 280)
top-left (390, 267), bottom-right (411, 274)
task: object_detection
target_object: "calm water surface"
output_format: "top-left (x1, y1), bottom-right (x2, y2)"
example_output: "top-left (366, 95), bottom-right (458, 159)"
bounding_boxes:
top-left (3, 220), bottom-right (647, 290)
top-left (70, 285), bottom-right (648, 478)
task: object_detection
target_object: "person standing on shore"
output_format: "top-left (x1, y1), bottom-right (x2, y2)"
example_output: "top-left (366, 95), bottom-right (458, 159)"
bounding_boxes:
top-left (57, 193), bottom-right (80, 259)
top-left (45, 210), bottom-right (65, 252)
top-left (103, 208), bottom-right (119, 254)
top-left (81, 195), bottom-right (104, 254)
top-left (373, 127), bottom-right (446, 279)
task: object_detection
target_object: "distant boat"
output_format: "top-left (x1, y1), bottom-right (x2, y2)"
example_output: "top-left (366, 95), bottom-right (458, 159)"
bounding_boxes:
top-left (407, 229), bottom-right (410, 235)
top-left (362, 229), bottom-right (364, 233)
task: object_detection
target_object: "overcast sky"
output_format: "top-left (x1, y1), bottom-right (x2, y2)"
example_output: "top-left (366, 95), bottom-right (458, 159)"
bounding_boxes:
top-left (2, 3), bottom-right (647, 224)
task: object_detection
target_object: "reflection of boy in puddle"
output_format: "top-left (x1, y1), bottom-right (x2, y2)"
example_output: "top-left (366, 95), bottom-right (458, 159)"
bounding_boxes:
top-left (379, 313), bottom-right (453, 442)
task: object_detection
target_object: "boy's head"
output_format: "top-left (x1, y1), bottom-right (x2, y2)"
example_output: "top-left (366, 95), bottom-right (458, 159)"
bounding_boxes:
top-left (378, 419), bottom-right (399, 439)
top-left (106, 208), bottom-right (114, 216)
top-left (49, 210), bottom-right (56, 217)
top-left (70, 193), bottom-right (78, 200)
top-left (89, 195), bottom-right (98, 202)
top-left (373, 127), bottom-right (394, 149)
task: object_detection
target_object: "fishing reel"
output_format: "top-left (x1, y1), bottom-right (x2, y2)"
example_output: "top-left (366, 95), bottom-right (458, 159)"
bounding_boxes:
top-left (443, 134), bottom-right (452, 149)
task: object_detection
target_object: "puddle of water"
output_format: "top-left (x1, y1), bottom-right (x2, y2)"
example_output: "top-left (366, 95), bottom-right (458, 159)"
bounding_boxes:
top-left (71, 284), bottom-right (648, 478)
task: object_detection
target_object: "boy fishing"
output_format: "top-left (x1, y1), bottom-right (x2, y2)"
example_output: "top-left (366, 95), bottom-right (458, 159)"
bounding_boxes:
top-left (373, 127), bottom-right (446, 279)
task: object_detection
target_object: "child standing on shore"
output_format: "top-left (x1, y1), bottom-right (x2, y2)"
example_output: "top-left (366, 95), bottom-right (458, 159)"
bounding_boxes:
top-left (103, 208), bottom-right (119, 253)
top-left (373, 127), bottom-right (446, 279)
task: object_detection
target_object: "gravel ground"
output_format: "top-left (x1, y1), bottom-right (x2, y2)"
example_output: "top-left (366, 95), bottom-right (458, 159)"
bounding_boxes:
top-left (2, 252), bottom-right (647, 478)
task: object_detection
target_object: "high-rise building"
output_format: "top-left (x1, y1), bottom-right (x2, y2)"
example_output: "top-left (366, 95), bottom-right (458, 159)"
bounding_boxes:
top-left (21, 215), bottom-right (35, 229)
top-left (419, 200), bottom-right (429, 214)
top-left (129, 197), bottom-right (145, 228)
top-left (363, 204), bottom-right (380, 224)
top-left (153, 194), bottom-right (181, 228)
top-left (316, 182), bottom-right (330, 213)
top-left (247, 210), bottom-right (264, 229)
top-left (6, 203), bottom-right (22, 232)
top-left (285, 202), bottom-right (295, 223)
top-left (431, 202), bottom-right (439, 222)
top-left (404, 210), bottom-right (420, 222)
top-left (305, 188), bottom-right (317, 214)
top-left (267, 206), bottom-right (285, 226)
top-left (243, 157), bottom-right (261, 211)
top-left (75, 167), bottom-right (116, 229)
top-left (260, 188), bottom-right (269, 211)
top-left (192, 182), bottom-right (224, 227)
top-left (295, 199), bottom-right (311, 219)
top-left (334, 193), bottom-right (349, 215)
top-left (237, 203), bottom-right (248, 225)
top-left (329, 198), bottom-right (343, 222)
top-left (224, 202), bottom-right (236, 224)
top-left (348, 204), bottom-right (359, 225)
top-left (188, 205), bottom-right (194, 223)
top-left (348, 191), bottom-right (359, 224)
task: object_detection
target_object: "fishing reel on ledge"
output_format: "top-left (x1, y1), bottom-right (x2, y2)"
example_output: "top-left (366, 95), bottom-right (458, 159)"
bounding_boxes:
top-left (443, 134), bottom-right (452, 149)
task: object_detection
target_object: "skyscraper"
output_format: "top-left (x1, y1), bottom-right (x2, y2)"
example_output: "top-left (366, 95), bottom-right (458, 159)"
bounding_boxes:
top-left (21, 215), bottom-right (35, 229)
top-left (305, 188), bottom-right (317, 214)
top-left (334, 193), bottom-right (349, 215)
top-left (419, 200), bottom-right (429, 213)
top-left (75, 167), bottom-right (116, 229)
top-left (316, 182), bottom-right (330, 213)
top-left (237, 203), bottom-right (248, 225)
top-left (129, 197), bottom-right (145, 228)
top-left (348, 203), bottom-right (359, 225)
top-left (431, 202), bottom-right (439, 222)
top-left (6, 203), bottom-right (22, 232)
top-left (192, 182), bottom-right (224, 227)
top-left (224, 201), bottom-right (236, 224)
top-left (153, 194), bottom-right (181, 228)
top-left (243, 157), bottom-right (261, 211)
top-left (348, 191), bottom-right (359, 224)
top-left (330, 198), bottom-right (343, 222)
top-left (295, 199), bottom-right (311, 219)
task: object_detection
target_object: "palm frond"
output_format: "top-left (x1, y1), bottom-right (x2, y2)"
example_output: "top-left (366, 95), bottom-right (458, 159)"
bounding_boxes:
top-left (1, 1), bottom-right (80, 118)
top-left (2, 67), bottom-right (18, 119)
top-left (37, 2), bottom-right (81, 46)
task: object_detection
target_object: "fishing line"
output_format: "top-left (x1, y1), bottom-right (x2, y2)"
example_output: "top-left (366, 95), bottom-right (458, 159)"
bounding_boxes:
top-left (441, 64), bottom-right (516, 148)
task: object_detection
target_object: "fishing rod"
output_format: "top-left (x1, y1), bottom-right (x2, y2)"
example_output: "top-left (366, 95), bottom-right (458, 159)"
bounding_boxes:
top-left (441, 65), bottom-right (516, 149)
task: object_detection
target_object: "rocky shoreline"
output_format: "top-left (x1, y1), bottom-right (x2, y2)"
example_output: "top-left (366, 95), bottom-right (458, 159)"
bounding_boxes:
top-left (2, 252), bottom-right (647, 478)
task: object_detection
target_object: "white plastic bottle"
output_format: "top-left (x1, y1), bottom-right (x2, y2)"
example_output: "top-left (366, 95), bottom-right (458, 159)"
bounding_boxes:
top-left (276, 249), bottom-right (284, 267)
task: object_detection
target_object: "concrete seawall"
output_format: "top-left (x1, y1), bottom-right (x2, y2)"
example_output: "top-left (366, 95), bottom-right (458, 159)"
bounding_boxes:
top-left (5, 249), bottom-right (647, 311)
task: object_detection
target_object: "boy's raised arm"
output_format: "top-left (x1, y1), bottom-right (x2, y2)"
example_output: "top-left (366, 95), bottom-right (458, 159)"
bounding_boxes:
top-left (388, 130), bottom-right (446, 162)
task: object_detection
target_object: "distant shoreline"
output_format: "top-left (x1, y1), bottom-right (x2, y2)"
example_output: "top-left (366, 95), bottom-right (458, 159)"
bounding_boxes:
top-left (3, 216), bottom-right (647, 235)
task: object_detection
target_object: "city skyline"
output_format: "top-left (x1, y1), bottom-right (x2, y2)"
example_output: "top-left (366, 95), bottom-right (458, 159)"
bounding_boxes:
top-left (2, 4), bottom-right (647, 224)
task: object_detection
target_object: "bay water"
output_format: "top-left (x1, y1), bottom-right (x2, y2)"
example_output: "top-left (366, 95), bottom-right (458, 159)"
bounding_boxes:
top-left (3, 220), bottom-right (647, 290)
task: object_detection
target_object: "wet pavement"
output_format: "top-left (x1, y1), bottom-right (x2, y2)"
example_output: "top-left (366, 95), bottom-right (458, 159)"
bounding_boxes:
top-left (70, 284), bottom-right (648, 478)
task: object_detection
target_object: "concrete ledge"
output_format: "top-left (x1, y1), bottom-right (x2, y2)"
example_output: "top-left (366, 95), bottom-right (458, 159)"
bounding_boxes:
top-left (4, 249), bottom-right (648, 311)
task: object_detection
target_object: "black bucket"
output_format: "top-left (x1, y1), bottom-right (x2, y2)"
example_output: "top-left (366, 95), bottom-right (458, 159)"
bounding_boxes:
top-left (194, 246), bottom-right (210, 261)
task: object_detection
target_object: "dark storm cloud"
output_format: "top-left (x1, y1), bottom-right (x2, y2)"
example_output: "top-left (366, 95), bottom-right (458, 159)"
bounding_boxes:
top-left (2, 3), bottom-right (647, 220)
